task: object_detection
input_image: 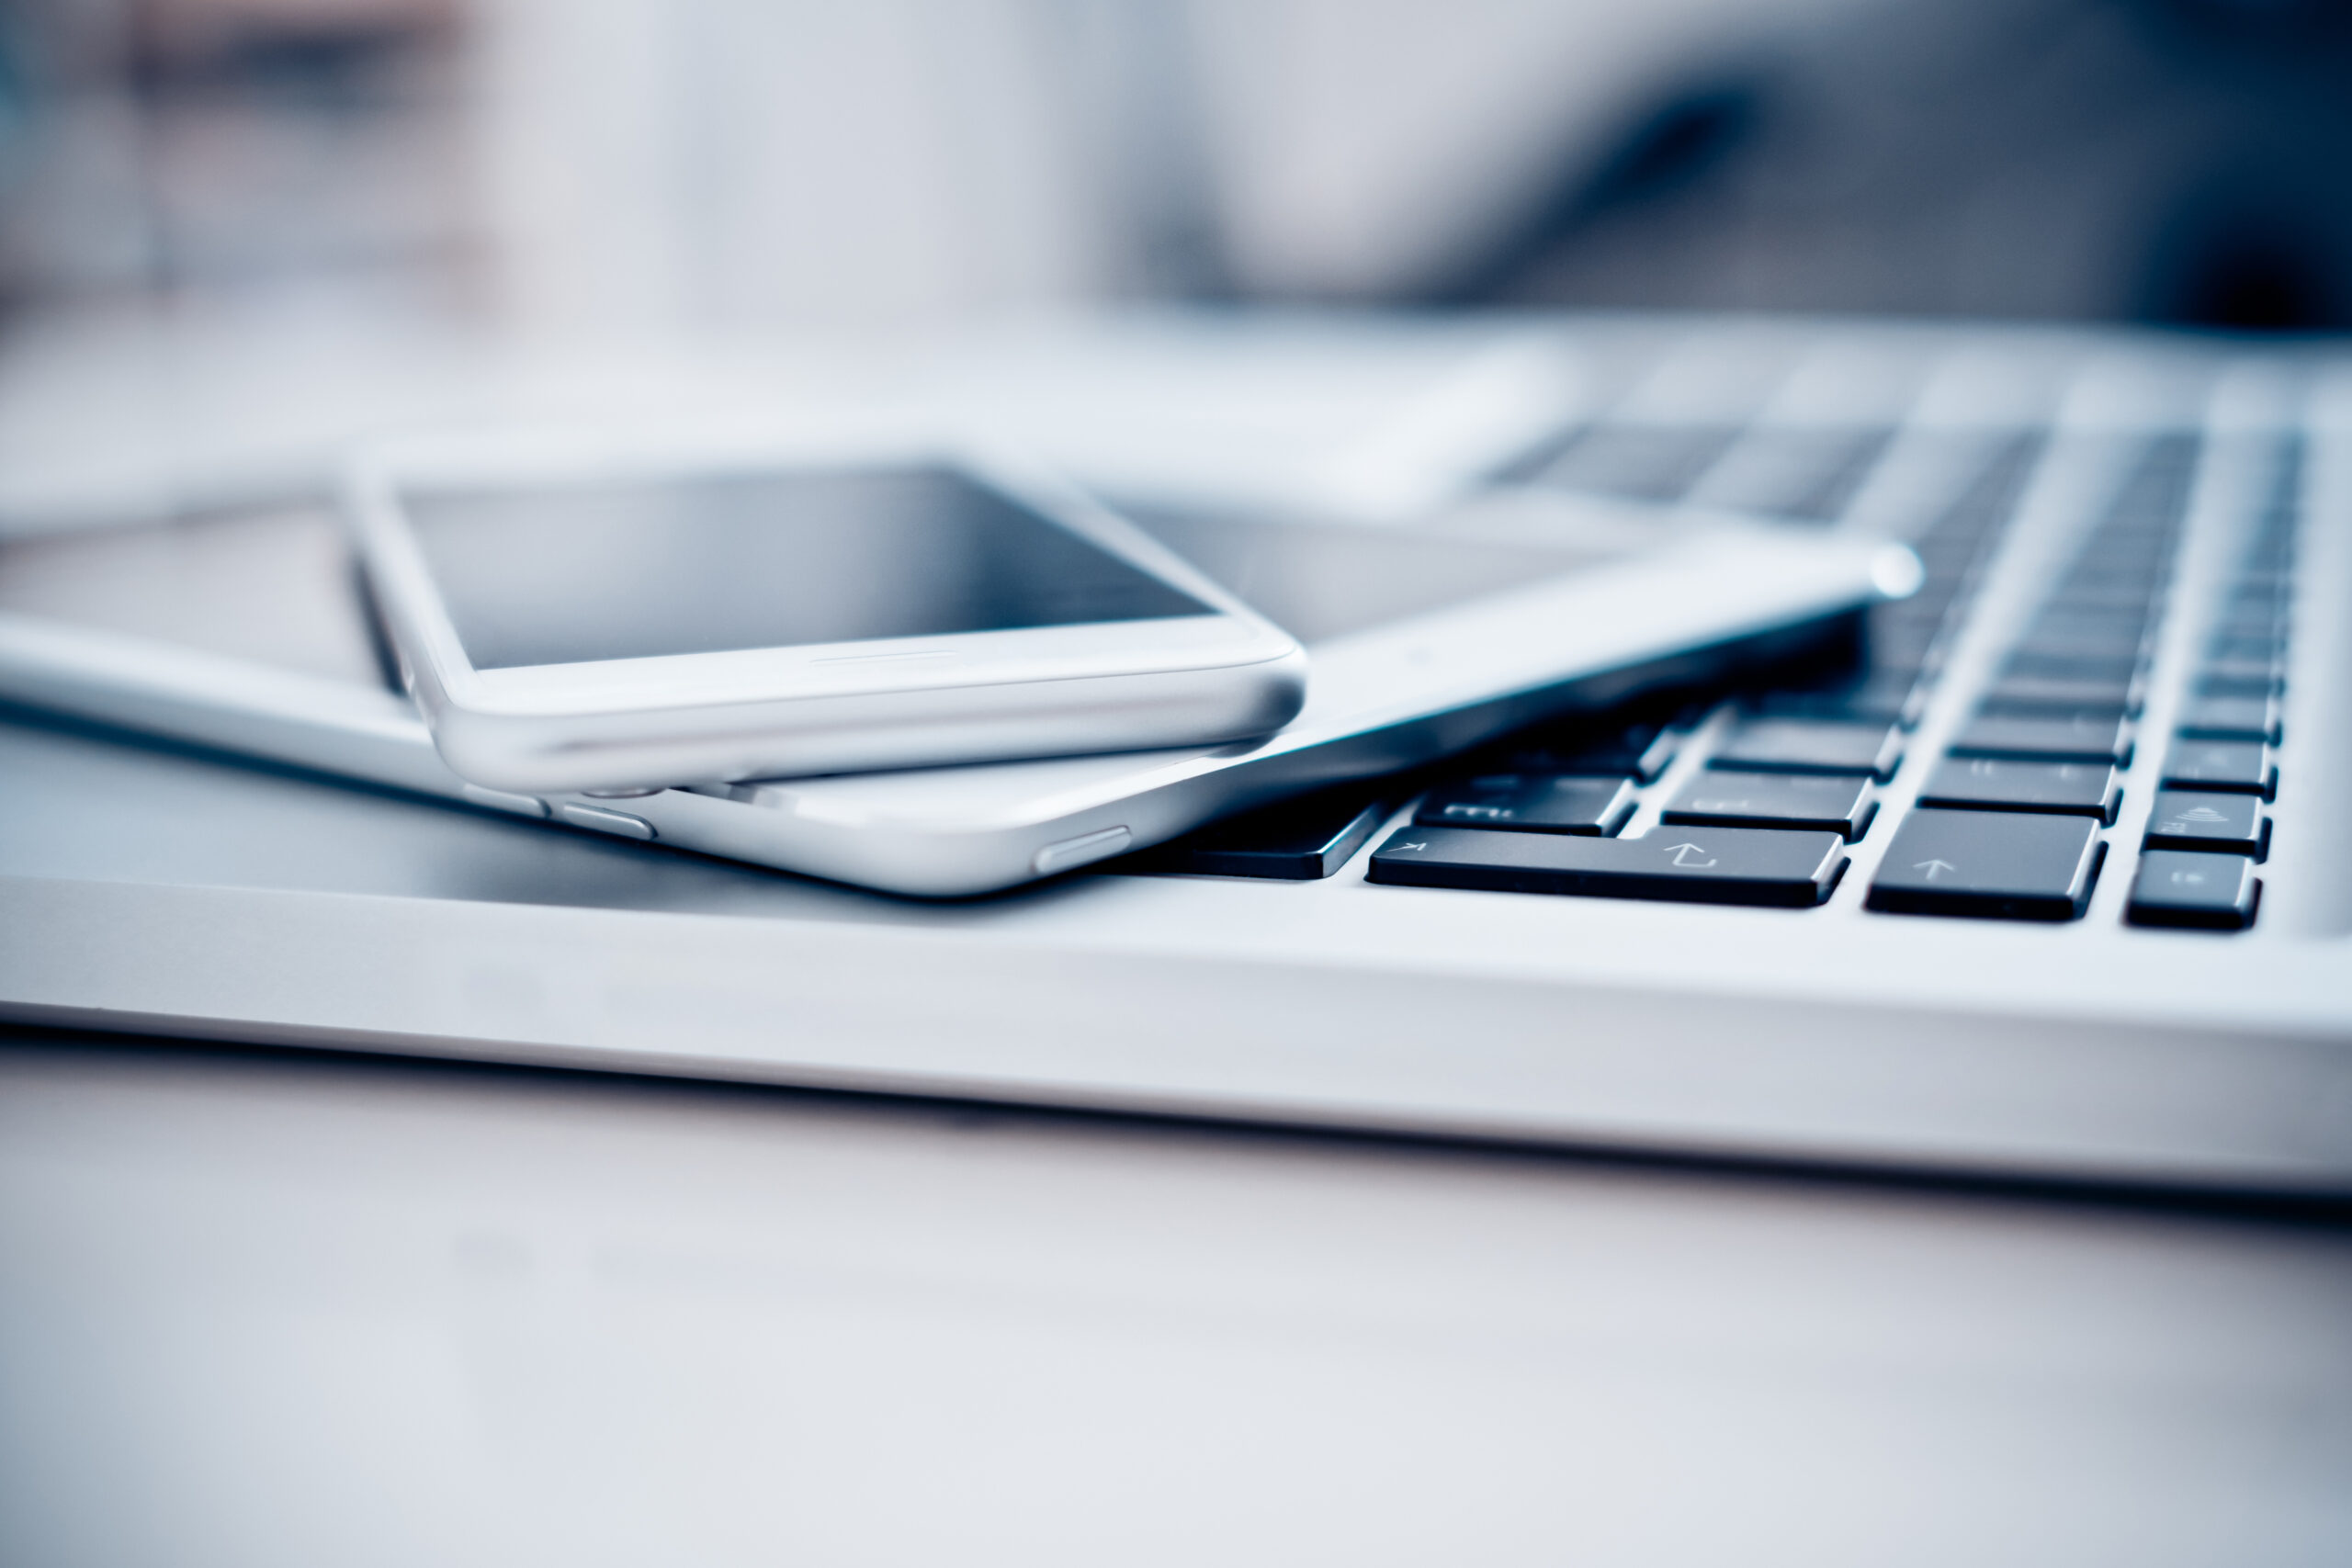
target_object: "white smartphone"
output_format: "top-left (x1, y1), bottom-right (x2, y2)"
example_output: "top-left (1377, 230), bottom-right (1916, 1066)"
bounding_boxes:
top-left (344, 426), bottom-right (1308, 795)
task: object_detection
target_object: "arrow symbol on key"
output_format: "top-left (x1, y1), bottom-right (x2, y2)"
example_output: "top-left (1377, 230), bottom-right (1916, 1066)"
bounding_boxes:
top-left (1915, 859), bottom-right (1957, 880)
top-left (1665, 842), bottom-right (1718, 869)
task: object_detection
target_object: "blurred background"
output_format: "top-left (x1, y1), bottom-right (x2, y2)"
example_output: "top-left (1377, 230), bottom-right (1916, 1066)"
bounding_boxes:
top-left (3, 0), bottom-right (2348, 349)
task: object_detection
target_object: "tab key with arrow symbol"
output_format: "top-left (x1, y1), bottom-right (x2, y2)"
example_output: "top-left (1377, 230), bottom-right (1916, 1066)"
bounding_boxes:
top-left (1368, 825), bottom-right (1846, 907)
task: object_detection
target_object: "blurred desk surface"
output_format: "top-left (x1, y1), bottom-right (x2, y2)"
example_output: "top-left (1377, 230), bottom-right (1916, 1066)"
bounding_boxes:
top-left (2, 1027), bottom-right (2347, 1568)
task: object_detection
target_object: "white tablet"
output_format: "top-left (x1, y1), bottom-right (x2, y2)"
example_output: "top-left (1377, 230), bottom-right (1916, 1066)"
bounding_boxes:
top-left (0, 489), bottom-right (1907, 895)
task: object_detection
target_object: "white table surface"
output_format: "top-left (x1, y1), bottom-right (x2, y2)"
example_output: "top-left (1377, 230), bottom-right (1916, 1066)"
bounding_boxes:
top-left (3, 1027), bottom-right (2346, 1568)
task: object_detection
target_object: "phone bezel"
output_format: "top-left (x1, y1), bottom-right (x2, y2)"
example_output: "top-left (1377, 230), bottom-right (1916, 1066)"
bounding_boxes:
top-left (345, 422), bottom-right (1303, 721)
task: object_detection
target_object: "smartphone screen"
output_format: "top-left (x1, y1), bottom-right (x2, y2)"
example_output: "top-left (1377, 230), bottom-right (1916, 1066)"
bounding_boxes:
top-left (0, 489), bottom-right (1602, 683)
top-left (401, 466), bottom-right (1217, 671)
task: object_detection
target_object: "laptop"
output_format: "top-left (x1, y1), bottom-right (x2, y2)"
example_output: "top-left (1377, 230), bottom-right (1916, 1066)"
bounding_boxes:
top-left (1, 311), bottom-right (2346, 1194)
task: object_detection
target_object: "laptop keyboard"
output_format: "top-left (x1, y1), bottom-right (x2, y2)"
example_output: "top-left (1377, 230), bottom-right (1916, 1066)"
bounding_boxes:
top-left (1128, 414), bottom-right (2304, 934)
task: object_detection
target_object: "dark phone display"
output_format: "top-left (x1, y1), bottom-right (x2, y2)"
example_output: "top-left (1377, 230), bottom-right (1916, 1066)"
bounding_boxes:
top-left (402, 466), bottom-right (1216, 670)
top-left (0, 484), bottom-right (1600, 688)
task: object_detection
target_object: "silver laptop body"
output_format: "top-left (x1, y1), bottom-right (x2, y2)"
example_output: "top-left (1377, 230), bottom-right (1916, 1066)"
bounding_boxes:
top-left (2, 312), bottom-right (2346, 1194)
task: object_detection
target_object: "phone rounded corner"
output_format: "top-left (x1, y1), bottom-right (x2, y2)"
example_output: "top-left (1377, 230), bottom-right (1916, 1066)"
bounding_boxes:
top-left (430, 741), bottom-right (576, 796)
top-left (407, 687), bottom-right (548, 794)
top-left (1250, 641), bottom-right (1312, 731)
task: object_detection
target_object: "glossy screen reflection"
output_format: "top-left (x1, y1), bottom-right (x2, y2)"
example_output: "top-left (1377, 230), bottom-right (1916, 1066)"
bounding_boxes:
top-left (403, 467), bottom-right (1216, 670)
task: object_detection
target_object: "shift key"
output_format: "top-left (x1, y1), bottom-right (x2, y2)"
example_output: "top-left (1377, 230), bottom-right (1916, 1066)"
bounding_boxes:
top-left (1369, 826), bottom-right (1847, 907)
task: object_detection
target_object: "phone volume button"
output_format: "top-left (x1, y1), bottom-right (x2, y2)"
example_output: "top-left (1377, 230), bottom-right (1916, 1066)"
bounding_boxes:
top-left (556, 803), bottom-right (658, 841)
top-left (460, 784), bottom-right (550, 818)
top-left (1032, 826), bottom-right (1130, 875)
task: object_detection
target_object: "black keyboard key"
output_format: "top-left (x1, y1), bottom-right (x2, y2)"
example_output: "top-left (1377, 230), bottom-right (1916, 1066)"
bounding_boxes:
top-left (2215, 606), bottom-right (2290, 640)
top-left (1750, 671), bottom-right (1928, 728)
top-left (1981, 671), bottom-right (2144, 715)
top-left (1510, 722), bottom-right (1679, 783)
top-left (2224, 583), bottom-right (2290, 622)
top-left (1859, 600), bottom-right (1943, 639)
top-left (2195, 667), bottom-right (2285, 697)
top-left (1369, 826), bottom-right (1847, 908)
top-left (1917, 756), bottom-right (2120, 822)
top-left (1663, 770), bottom-right (1876, 840)
top-left (2041, 586), bottom-right (2162, 615)
top-left (2012, 626), bottom-right (2151, 664)
top-left (2025, 604), bottom-right (2152, 637)
top-left (1528, 424), bottom-right (1742, 502)
top-left (2002, 652), bottom-right (2143, 682)
top-left (2160, 739), bottom-right (2275, 799)
top-left (1950, 709), bottom-right (2132, 764)
top-left (2050, 581), bottom-right (2164, 613)
top-left (2087, 521), bottom-right (2180, 547)
top-left (2208, 631), bottom-right (2288, 664)
top-left (2095, 522), bottom-right (2186, 553)
top-left (1416, 775), bottom-right (1635, 836)
top-left (2127, 851), bottom-right (2259, 931)
top-left (1713, 717), bottom-right (1904, 780)
top-left (1862, 627), bottom-right (1949, 678)
top-left (2144, 789), bottom-right (2267, 858)
top-left (2200, 650), bottom-right (2287, 685)
top-left (1868, 600), bottom-right (1956, 638)
top-left (2177, 692), bottom-right (2282, 744)
top-left (1866, 809), bottom-right (2104, 920)
top-left (1908, 541), bottom-right (1980, 585)
top-left (1120, 788), bottom-right (1393, 881)
top-left (2070, 547), bottom-right (2173, 573)
top-left (1703, 425), bottom-right (1894, 521)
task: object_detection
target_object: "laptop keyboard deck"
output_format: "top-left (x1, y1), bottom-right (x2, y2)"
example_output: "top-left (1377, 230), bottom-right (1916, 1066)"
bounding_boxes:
top-left (1121, 333), bottom-right (2322, 942)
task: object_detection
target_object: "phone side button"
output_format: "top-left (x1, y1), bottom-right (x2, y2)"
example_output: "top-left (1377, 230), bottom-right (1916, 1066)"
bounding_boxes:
top-left (1033, 826), bottom-right (1131, 876)
top-left (461, 784), bottom-right (549, 819)
top-left (556, 803), bottom-right (658, 841)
